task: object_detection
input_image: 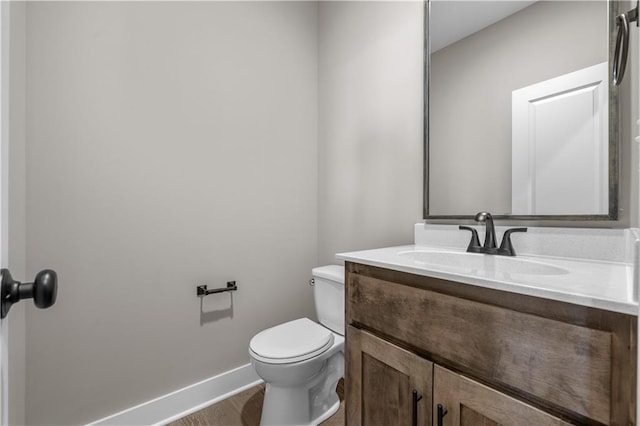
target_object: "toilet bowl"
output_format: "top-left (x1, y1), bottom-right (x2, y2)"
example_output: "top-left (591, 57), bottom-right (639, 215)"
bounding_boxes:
top-left (249, 265), bottom-right (345, 426)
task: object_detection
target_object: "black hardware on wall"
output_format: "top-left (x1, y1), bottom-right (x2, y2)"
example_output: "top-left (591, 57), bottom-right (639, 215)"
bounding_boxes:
top-left (197, 281), bottom-right (237, 297)
top-left (613, 0), bottom-right (639, 85)
top-left (1, 268), bottom-right (58, 319)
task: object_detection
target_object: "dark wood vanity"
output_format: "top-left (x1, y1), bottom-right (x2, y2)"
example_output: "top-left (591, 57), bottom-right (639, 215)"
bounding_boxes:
top-left (345, 262), bottom-right (637, 425)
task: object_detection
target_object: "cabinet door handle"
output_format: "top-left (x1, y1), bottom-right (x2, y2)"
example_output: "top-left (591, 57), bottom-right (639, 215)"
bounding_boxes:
top-left (411, 390), bottom-right (422, 426)
top-left (437, 403), bottom-right (448, 426)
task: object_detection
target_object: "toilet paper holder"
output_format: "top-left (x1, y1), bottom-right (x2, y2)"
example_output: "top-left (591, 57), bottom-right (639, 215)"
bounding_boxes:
top-left (197, 281), bottom-right (237, 297)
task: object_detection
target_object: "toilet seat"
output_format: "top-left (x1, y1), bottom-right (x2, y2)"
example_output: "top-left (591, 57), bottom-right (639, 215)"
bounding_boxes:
top-left (249, 318), bottom-right (334, 364)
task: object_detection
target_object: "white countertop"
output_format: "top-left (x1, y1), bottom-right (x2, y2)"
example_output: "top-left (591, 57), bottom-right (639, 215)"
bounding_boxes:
top-left (337, 244), bottom-right (638, 316)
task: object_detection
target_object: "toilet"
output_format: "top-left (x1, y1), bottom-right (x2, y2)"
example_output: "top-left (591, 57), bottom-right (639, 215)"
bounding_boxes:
top-left (249, 265), bottom-right (345, 426)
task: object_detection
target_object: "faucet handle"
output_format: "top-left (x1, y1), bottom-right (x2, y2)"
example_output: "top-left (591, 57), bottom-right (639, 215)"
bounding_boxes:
top-left (498, 227), bottom-right (528, 256)
top-left (459, 226), bottom-right (482, 253)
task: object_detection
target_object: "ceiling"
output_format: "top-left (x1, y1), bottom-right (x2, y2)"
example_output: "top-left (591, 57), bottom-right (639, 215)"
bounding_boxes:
top-left (430, 1), bottom-right (537, 52)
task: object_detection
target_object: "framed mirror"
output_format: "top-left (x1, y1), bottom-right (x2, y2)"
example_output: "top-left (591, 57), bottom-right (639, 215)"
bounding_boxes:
top-left (424, 0), bottom-right (622, 221)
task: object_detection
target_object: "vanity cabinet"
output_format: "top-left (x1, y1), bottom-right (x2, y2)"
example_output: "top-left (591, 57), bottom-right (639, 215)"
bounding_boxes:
top-left (344, 262), bottom-right (637, 425)
top-left (433, 365), bottom-right (570, 425)
top-left (347, 326), bottom-right (433, 425)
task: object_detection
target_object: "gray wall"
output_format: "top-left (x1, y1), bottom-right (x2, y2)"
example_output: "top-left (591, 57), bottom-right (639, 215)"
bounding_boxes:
top-left (429, 1), bottom-right (607, 216)
top-left (24, 2), bottom-right (318, 424)
top-left (17, 1), bottom-right (425, 423)
top-left (317, 1), bottom-right (424, 265)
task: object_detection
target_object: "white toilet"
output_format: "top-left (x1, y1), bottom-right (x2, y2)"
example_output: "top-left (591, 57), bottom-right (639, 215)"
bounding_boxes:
top-left (249, 265), bottom-right (345, 426)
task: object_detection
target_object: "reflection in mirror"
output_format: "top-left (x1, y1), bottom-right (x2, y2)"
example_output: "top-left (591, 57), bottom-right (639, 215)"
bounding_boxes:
top-left (426, 0), bottom-right (616, 219)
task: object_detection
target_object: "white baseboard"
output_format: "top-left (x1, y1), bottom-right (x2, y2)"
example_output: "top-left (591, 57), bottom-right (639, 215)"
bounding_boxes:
top-left (88, 363), bottom-right (262, 426)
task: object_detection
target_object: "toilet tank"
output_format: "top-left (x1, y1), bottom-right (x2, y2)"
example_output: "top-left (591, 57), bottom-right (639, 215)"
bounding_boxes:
top-left (312, 265), bottom-right (345, 336)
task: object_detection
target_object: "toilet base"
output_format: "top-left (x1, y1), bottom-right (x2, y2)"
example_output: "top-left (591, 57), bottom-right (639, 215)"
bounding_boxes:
top-left (259, 351), bottom-right (344, 426)
top-left (311, 398), bottom-right (340, 425)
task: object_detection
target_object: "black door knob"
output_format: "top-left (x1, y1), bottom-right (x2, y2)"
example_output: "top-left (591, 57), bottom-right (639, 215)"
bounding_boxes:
top-left (1, 268), bottom-right (58, 319)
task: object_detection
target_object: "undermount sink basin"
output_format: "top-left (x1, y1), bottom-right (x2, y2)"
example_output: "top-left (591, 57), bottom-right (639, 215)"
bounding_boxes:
top-left (397, 249), bottom-right (569, 277)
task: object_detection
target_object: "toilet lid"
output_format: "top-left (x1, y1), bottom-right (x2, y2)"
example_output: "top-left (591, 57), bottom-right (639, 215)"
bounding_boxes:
top-left (249, 318), bottom-right (334, 364)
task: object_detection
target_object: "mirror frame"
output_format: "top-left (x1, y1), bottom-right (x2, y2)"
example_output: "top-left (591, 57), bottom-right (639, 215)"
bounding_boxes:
top-left (423, 0), bottom-right (622, 222)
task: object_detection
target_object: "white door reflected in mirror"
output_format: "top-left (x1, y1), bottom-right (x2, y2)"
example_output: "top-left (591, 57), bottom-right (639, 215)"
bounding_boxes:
top-left (511, 62), bottom-right (609, 215)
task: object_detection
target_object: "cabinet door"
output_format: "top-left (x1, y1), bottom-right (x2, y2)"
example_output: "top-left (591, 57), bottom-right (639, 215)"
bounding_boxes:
top-left (346, 326), bottom-right (433, 426)
top-left (433, 366), bottom-right (571, 426)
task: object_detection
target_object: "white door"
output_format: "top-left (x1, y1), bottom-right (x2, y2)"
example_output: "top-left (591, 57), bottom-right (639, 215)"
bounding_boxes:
top-left (512, 62), bottom-right (609, 215)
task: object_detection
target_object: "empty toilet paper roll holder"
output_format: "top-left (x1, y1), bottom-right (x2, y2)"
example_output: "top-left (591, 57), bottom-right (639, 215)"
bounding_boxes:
top-left (197, 281), bottom-right (237, 297)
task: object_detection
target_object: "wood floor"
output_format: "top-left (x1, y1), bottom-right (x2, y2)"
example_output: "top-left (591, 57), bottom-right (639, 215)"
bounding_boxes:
top-left (169, 379), bottom-right (344, 426)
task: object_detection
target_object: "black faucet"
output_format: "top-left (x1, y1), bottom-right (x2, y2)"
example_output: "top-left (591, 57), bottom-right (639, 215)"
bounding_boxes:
top-left (474, 211), bottom-right (497, 254)
top-left (459, 212), bottom-right (527, 256)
